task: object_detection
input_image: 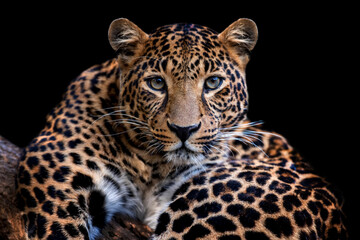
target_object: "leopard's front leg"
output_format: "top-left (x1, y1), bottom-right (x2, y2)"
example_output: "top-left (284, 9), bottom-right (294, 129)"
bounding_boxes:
top-left (17, 150), bottom-right (142, 240)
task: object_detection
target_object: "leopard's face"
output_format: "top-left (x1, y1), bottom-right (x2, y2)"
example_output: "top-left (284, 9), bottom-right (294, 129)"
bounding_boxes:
top-left (109, 19), bottom-right (258, 165)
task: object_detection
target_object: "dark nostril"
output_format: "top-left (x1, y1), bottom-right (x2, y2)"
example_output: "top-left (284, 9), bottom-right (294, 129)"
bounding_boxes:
top-left (167, 122), bottom-right (201, 143)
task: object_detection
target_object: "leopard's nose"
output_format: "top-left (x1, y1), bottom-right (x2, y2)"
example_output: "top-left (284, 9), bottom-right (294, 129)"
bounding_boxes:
top-left (167, 122), bottom-right (201, 142)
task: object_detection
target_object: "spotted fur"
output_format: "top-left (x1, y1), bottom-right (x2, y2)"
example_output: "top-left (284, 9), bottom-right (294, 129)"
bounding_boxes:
top-left (16, 18), bottom-right (347, 239)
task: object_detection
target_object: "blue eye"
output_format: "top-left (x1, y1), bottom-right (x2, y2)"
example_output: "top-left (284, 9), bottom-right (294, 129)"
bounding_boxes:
top-left (204, 76), bottom-right (223, 90)
top-left (147, 77), bottom-right (166, 90)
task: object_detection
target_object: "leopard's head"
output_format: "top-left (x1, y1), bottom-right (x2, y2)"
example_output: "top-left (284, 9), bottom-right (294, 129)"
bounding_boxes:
top-left (108, 18), bottom-right (257, 165)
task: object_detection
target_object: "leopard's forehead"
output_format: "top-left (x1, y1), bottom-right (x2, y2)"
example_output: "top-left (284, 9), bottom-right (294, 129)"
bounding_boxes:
top-left (144, 23), bottom-right (221, 58)
top-left (151, 23), bottom-right (218, 38)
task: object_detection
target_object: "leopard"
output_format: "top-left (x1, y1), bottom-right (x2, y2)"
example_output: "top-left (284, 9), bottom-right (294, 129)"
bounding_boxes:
top-left (16, 18), bottom-right (347, 239)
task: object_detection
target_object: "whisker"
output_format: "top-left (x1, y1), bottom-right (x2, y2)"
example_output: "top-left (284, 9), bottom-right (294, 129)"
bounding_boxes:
top-left (145, 139), bottom-right (163, 155)
top-left (88, 109), bottom-right (128, 128)
top-left (96, 106), bottom-right (124, 112)
top-left (213, 141), bottom-right (239, 157)
top-left (208, 142), bottom-right (228, 157)
top-left (97, 126), bottom-right (150, 137)
top-left (203, 145), bottom-right (213, 154)
top-left (111, 119), bottom-right (148, 126)
top-left (219, 120), bottom-right (264, 131)
top-left (89, 107), bottom-right (147, 126)
top-left (243, 130), bottom-right (282, 139)
top-left (224, 136), bottom-right (269, 158)
top-left (115, 112), bottom-right (144, 121)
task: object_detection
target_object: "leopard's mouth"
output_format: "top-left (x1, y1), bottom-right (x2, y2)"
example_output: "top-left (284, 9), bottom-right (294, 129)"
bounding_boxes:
top-left (164, 147), bottom-right (205, 166)
top-left (171, 140), bottom-right (201, 152)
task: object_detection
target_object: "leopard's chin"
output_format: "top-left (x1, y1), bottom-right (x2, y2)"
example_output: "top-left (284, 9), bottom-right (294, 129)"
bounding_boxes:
top-left (164, 148), bottom-right (205, 167)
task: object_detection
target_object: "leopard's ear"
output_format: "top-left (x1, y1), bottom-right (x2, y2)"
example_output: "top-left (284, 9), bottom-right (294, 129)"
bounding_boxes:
top-left (218, 18), bottom-right (258, 64)
top-left (108, 18), bottom-right (148, 69)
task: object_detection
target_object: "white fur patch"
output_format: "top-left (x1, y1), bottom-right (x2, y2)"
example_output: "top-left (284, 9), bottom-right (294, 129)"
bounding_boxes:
top-left (87, 171), bottom-right (143, 239)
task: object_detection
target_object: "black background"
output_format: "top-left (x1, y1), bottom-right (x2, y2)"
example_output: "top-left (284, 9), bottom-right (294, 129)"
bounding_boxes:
top-left (0, 3), bottom-right (357, 238)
